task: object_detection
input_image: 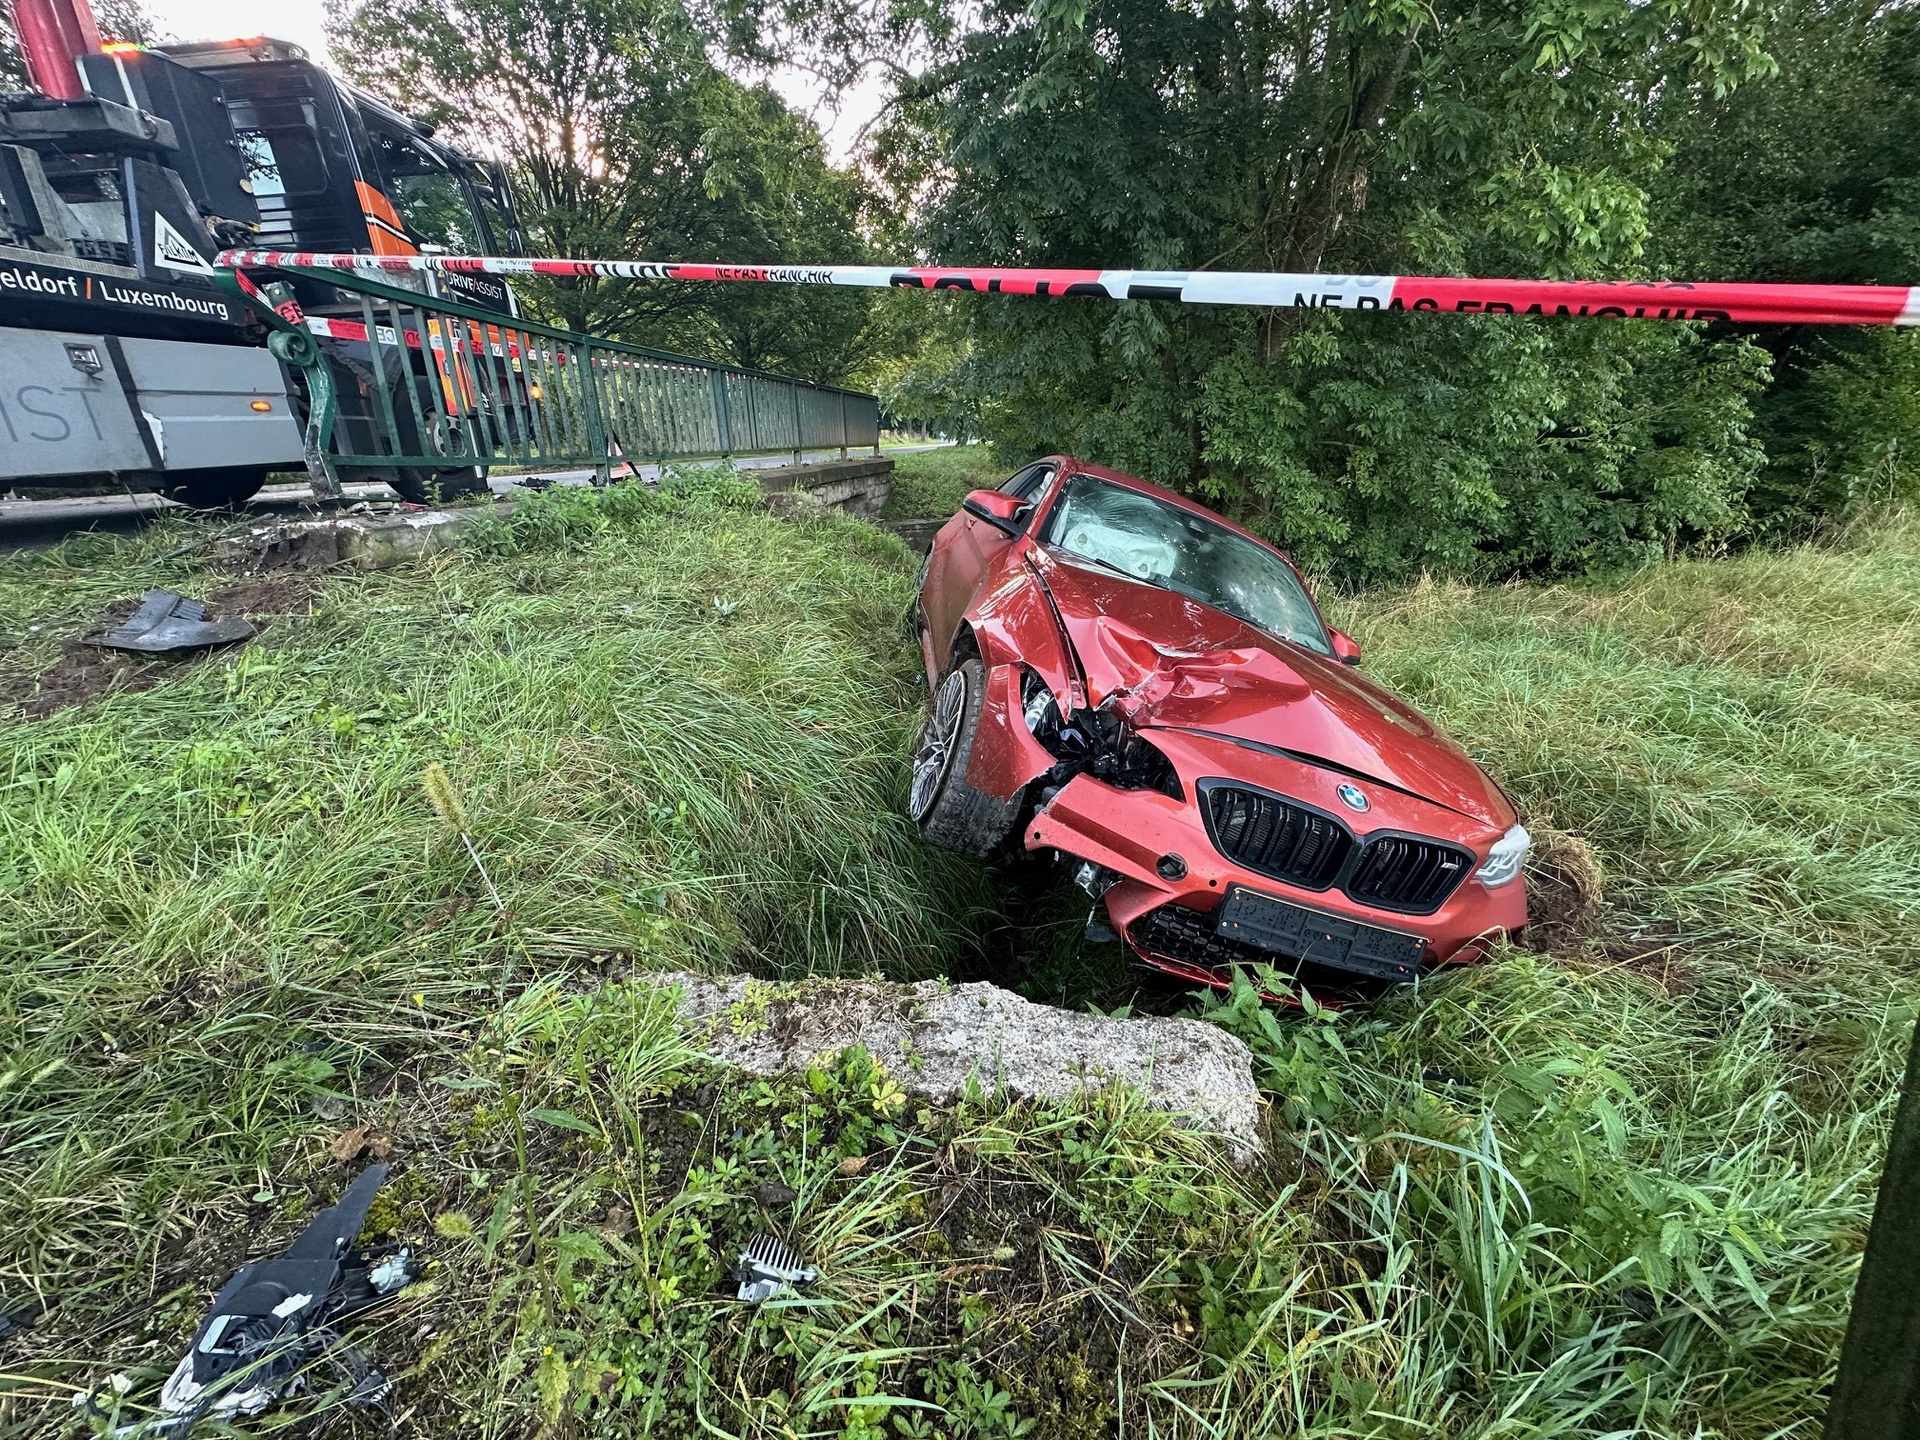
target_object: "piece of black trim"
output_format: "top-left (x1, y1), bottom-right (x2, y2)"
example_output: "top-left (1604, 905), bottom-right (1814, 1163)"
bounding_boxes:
top-left (1214, 886), bottom-right (1426, 981)
top-left (99, 334), bottom-right (165, 472)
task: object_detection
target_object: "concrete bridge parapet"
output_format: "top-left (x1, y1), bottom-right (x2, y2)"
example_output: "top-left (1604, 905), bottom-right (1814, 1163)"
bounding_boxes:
top-left (754, 456), bottom-right (893, 518)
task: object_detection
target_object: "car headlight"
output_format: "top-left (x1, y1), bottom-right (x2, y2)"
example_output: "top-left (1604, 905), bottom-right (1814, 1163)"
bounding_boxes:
top-left (1474, 824), bottom-right (1531, 888)
top-left (1021, 667), bottom-right (1062, 739)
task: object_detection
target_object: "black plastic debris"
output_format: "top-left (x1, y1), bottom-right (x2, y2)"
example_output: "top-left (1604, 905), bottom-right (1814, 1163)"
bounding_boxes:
top-left (1083, 904), bottom-right (1119, 945)
top-left (92, 591), bottom-right (254, 654)
top-left (735, 1234), bottom-right (817, 1303)
top-left (0, 1297), bottom-right (42, 1342)
top-left (127, 1164), bottom-right (416, 1435)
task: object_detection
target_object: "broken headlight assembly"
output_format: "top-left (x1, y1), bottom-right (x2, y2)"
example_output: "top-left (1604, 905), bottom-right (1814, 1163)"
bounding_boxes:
top-left (1474, 823), bottom-right (1532, 888)
top-left (1021, 668), bottom-right (1183, 801)
top-left (89, 1165), bottom-right (418, 1437)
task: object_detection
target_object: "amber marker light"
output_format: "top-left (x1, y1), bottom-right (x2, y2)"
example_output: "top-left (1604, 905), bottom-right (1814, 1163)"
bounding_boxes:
top-left (250, 400), bottom-right (273, 412)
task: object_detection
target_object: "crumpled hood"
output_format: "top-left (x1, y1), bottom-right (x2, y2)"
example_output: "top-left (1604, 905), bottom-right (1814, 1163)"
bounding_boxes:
top-left (1037, 555), bottom-right (1513, 826)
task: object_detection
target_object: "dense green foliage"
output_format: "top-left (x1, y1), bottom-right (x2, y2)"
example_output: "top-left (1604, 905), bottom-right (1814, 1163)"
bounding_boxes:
top-left (880, 443), bottom-right (1002, 519)
top-left (328, 0), bottom-right (882, 383)
top-left (832, 0), bottom-right (1916, 579)
top-left (1649, 0), bottom-right (1920, 535)
top-left (4, 499), bottom-right (1917, 1436)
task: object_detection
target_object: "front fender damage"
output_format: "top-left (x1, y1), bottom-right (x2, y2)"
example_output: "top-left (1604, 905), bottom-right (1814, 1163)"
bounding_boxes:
top-left (1024, 773), bottom-right (1207, 895)
top-left (963, 661), bottom-right (1057, 801)
top-left (960, 548), bottom-right (1184, 807)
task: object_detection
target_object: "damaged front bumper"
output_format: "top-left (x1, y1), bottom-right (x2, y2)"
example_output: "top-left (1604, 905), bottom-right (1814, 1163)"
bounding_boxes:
top-left (1018, 724), bottom-right (1526, 994)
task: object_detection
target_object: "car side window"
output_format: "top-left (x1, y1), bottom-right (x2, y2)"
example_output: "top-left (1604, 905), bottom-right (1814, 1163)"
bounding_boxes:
top-left (999, 463), bottom-right (1055, 500)
top-left (1022, 467), bottom-right (1060, 513)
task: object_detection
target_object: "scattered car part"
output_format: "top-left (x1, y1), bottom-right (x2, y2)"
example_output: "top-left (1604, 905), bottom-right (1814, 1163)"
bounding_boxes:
top-left (735, 1234), bottom-right (817, 1302)
top-left (0, 1296), bottom-right (43, 1342)
top-left (129, 1164), bottom-right (415, 1435)
top-left (910, 457), bottom-right (1529, 1000)
top-left (1083, 907), bottom-right (1119, 944)
top-left (91, 590), bottom-right (254, 655)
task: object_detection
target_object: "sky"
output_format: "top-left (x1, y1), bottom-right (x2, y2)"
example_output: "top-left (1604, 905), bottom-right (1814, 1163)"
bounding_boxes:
top-left (137, 0), bottom-right (886, 162)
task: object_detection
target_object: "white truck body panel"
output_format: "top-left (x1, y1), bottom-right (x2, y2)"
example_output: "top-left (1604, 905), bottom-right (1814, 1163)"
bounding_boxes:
top-left (119, 336), bottom-right (302, 471)
top-left (0, 327), bottom-right (302, 480)
top-left (0, 328), bottom-right (152, 474)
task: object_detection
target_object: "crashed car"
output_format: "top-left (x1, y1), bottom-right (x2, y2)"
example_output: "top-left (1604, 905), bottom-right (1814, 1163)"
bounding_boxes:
top-left (908, 458), bottom-right (1529, 996)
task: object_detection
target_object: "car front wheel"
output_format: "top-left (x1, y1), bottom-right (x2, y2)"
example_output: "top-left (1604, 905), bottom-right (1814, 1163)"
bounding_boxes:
top-left (908, 658), bottom-right (1017, 858)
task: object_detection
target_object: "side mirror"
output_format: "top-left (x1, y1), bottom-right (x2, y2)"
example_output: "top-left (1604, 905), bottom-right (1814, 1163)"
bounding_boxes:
top-left (1329, 628), bottom-right (1362, 666)
top-left (961, 488), bottom-right (1031, 537)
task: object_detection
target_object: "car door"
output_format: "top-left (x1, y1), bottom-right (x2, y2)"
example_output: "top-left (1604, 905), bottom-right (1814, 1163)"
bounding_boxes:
top-left (923, 462), bottom-right (1057, 669)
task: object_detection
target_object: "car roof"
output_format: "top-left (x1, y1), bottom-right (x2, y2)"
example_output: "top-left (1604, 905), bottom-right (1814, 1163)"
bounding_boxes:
top-left (1042, 455), bottom-right (1288, 558)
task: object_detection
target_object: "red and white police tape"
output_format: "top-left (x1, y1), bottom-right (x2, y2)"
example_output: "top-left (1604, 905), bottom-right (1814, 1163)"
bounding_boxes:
top-left (216, 251), bottom-right (1920, 327)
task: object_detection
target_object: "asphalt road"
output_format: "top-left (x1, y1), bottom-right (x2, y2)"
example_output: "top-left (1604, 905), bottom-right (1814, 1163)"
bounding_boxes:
top-left (0, 445), bottom-right (948, 555)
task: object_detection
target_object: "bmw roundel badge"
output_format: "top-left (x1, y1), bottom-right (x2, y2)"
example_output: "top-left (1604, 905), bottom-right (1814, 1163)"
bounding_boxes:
top-left (1337, 783), bottom-right (1370, 812)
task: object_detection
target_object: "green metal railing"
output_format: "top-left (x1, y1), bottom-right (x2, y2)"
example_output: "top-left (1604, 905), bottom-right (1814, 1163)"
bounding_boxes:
top-left (225, 265), bottom-right (881, 499)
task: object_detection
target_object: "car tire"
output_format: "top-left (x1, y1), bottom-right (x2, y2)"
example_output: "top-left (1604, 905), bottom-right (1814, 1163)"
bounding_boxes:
top-left (161, 467), bottom-right (268, 509)
top-left (909, 658), bottom-right (1018, 858)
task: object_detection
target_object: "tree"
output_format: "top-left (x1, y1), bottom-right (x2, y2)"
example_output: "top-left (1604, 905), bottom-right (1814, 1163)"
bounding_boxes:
top-left (1649, 0), bottom-right (1920, 534)
top-left (844, 0), bottom-right (1783, 579)
top-left (329, 0), bottom-right (882, 383)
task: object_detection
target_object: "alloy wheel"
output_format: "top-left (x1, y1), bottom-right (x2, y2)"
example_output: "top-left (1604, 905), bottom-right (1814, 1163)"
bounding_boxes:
top-left (908, 669), bottom-right (967, 821)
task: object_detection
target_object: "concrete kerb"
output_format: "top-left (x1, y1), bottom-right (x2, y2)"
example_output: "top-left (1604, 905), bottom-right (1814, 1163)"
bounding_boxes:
top-left (214, 502), bottom-right (506, 570)
top-left (661, 970), bottom-right (1267, 1164)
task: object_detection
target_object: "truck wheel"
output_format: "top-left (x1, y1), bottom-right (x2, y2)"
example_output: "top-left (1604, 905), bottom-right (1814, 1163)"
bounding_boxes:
top-left (908, 658), bottom-right (1018, 858)
top-left (388, 467), bottom-right (491, 505)
top-left (162, 468), bottom-right (268, 509)
top-left (386, 375), bottom-right (492, 504)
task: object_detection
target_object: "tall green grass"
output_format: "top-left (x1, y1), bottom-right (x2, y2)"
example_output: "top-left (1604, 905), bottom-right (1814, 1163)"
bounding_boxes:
top-left (3, 491), bottom-right (1915, 1437)
top-left (881, 445), bottom-right (1009, 519)
top-left (1337, 516), bottom-right (1920, 972)
top-left (0, 478), bottom-right (995, 1413)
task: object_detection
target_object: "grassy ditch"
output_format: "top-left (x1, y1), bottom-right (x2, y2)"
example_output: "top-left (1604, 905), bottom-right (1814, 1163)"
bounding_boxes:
top-left (880, 446), bottom-right (1005, 521)
top-left (1, 484), bottom-right (1916, 1437)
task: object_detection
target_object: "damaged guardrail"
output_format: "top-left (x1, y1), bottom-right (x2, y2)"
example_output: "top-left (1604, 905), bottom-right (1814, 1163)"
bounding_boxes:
top-left (219, 265), bottom-right (881, 501)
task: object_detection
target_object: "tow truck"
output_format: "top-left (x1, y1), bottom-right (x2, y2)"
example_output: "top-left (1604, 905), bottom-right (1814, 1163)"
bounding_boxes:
top-left (0, 0), bottom-right (524, 504)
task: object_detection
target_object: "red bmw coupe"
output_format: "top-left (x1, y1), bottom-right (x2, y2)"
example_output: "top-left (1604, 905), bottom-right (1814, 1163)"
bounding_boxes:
top-left (907, 457), bottom-right (1530, 996)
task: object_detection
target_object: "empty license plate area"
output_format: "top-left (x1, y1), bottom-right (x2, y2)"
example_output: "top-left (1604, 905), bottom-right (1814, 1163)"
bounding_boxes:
top-left (1215, 886), bottom-right (1427, 982)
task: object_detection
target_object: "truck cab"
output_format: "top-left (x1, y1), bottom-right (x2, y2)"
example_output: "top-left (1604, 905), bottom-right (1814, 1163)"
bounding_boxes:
top-left (0, 23), bottom-right (525, 501)
top-left (107, 38), bottom-right (523, 314)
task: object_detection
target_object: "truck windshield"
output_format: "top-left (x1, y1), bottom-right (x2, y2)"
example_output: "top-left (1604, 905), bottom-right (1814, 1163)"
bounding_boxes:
top-left (1040, 474), bottom-right (1333, 655)
top-left (364, 123), bottom-right (482, 250)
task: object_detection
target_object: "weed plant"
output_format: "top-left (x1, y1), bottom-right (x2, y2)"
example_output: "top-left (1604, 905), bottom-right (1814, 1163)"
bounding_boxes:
top-left (2, 487), bottom-right (1915, 1437)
